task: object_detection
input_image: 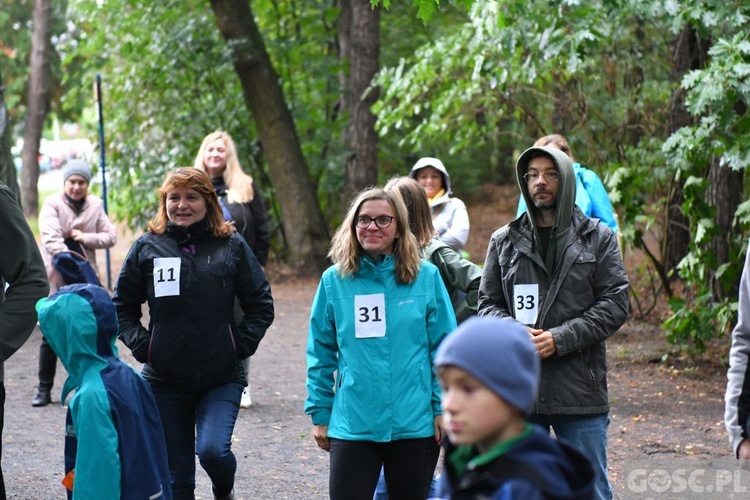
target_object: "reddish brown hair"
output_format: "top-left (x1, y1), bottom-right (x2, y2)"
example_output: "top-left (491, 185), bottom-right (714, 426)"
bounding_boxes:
top-left (148, 168), bottom-right (234, 237)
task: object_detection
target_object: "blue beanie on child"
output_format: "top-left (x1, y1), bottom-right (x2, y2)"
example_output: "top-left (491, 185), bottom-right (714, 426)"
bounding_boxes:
top-left (435, 316), bottom-right (540, 416)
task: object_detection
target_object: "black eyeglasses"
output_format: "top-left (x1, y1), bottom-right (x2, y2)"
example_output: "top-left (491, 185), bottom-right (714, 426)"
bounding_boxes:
top-left (523, 171), bottom-right (559, 184)
top-left (355, 215), bottom-right (394, 229)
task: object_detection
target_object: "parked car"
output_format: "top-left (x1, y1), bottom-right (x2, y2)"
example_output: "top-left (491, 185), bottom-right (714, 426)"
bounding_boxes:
top-left (38, 154), bottom-right (52, 173)
top-left (13, 155), bottom-right (51, 174)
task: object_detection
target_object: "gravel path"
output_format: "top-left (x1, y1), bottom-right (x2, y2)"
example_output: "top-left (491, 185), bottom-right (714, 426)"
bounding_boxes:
top-left (3, 277), bottom-right (327, 499)
top-left (2, 273), bottom-right (732, 499)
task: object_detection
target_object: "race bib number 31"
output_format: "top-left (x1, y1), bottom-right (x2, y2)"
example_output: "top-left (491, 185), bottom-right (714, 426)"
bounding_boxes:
top-left (514, 284), bottom-right (539, 326)
top-left (354, 293), bottom-right (386, 338)
top-left (153, 257), bottom-right (181, 297)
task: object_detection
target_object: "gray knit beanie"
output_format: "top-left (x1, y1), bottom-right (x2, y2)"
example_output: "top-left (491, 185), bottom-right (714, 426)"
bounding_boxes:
top-left (63, 159), bottom-right (92, 183)
top-left (435, 316), bottom-right (540, 416)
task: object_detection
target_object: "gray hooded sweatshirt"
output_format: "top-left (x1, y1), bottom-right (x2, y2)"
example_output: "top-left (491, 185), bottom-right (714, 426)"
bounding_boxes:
top-left (516, 146), bottom-right (576, 275)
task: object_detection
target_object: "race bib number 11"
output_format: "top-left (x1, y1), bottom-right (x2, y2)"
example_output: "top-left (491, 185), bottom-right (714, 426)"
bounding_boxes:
top-left (354, 293), bottom-right (386, 338)
top-left (153, 257), bottom-right (181, 297)
top-left (514, 284), bottom-right (539, 326)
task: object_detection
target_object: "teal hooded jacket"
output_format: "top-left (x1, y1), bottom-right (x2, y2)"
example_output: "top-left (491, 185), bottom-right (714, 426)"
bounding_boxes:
top-left (36, 284), bottom-right (171, 499)
top-left (305, 256), bottom-right (457, 441)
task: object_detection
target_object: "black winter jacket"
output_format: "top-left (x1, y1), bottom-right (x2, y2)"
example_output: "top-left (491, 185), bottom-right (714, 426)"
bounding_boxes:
top-left (216, 181), bottom-right (270, 266)
top-left (113, 220), bottom-right (274, 394)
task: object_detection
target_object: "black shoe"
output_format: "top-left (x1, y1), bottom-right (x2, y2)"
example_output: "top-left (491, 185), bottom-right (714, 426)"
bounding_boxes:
top-left (213, 488), bottom-right (234, 500)
top-left (31, 387), bottom-right (51, 407)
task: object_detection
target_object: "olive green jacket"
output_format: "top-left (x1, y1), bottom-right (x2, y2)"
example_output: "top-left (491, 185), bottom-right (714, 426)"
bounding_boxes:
top-left (421, 238), bottom-right (481, 323)
top-left (0, 182), bottom-right (49, 381)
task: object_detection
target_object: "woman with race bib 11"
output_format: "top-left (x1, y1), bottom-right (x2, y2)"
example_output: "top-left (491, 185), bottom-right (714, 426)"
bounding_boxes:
top-left (113, 168), bottom-right (274, 500)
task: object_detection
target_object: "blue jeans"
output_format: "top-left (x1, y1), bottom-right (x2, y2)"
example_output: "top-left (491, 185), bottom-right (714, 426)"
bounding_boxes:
top-left (531, 413), bottom-right (611, 500)
top-left (152, 382), bottom-right (243, 499)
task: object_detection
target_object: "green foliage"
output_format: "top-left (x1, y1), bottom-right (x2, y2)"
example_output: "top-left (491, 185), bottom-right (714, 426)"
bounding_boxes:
top-left (63, 1), bottom-right (226, 230)
top-left (0, 0), bottom-right (34, 119)
top-left (663, 294), bottom-right (737, 352)
top-left (657, 1), bottom-right (750, 348)
top-left (1, 0), bottom-right (85, 133)
top-left (372, 0), bottom-right (474, 24)
top-left (374, 0), bottom-right (675, 194)
top-left (62, 0), bottom-right (355, 255)
top-left (376, 0), bottom-right (750, 351)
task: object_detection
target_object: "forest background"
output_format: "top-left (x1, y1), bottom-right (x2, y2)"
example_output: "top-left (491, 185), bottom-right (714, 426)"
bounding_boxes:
top-left (1, 0), bottom-right (749, 351)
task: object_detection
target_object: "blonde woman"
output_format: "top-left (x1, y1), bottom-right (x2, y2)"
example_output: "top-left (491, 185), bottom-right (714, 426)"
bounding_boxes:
top-left (305, 187), bottom-right (456, 499)
top-left (194, 130), bottom-right (270, 265)
top-left (195, 130), bottom-right (270, 408)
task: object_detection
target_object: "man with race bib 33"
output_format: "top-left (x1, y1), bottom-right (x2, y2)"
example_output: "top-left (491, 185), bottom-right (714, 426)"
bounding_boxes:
top-left (477, 146), bottom-right (629, 500)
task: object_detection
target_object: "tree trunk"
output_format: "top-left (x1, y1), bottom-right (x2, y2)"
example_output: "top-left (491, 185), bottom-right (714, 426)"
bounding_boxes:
top-left (336, 0), bottom-right (351, 213)
top-left (343, 1), bottom-right (379, 201)
top-left (663, 24), bottom-right (708, 275)
top-left (209, 0), bottom-right (329, 272)
top-left (706, 157), bottom-right (743, 301)
top-left (337, 0), bottom-right (351, 134)
top-left (20, 0), bottom-right (52, 217)
top-left (0, 71), bottom-right (20, 202)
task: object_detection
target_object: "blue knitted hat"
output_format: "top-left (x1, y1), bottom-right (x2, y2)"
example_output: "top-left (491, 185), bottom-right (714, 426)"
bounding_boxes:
top-left (435, 316), bottom-right (540, 415)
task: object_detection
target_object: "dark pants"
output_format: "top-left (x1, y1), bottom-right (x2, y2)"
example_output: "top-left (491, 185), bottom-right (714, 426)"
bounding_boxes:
top-left (152, 382), bottom-right (243, 500)
top-left (0, 382), bottom-right (5, 499)
top-left (38, 336), bottom-right (57, 391)
top-left (329, 437), bottom-right (439, 500)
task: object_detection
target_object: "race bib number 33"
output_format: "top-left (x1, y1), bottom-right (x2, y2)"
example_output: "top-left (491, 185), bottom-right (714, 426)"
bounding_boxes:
top-left (514, 284), bottom-right (538, 326)
top-left (354, 293), bottom-right (386, 338)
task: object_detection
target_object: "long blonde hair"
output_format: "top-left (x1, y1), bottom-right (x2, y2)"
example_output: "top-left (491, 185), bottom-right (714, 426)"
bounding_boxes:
top-left (148, 168), bottom-right (234, 237)
top-left (329, 187), bottom-right (421, 284)
top-left (194, 130), bottom-right (255, 204)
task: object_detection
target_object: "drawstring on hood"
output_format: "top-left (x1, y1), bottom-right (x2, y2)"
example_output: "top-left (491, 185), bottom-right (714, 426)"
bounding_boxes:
top-left (516, 146), bottom-right (576, 274)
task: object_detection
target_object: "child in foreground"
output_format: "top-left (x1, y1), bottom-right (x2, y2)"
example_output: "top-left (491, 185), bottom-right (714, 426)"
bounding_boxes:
top-left (36, 283), bottom-right (171, 499)
top-left (434, 316), bottom-right (596, 499)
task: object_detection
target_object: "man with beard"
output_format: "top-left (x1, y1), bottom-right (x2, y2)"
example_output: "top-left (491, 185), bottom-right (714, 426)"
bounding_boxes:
top-left (477, 146), bottom-right (629, 499)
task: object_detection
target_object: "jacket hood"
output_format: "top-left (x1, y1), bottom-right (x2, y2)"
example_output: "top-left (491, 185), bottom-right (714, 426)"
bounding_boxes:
top-left (409, 157), bottom-right (452, 196)
top-left (516, 146), bottom-right (576, 273)
top-left (36, 283), bottom-right (118, 402)
top-left (506, 426), bottom-right (596, 498)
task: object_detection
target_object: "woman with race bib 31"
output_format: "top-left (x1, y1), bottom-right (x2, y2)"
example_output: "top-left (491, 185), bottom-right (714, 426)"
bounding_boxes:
top-left (305, 187), bottom-right (456, 499)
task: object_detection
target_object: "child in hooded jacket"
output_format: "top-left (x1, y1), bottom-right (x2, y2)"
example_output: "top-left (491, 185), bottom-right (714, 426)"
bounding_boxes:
top-left (434, 316), bottom-right (596, 500)
top-left (36, 283), bottom-right (171, 499)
